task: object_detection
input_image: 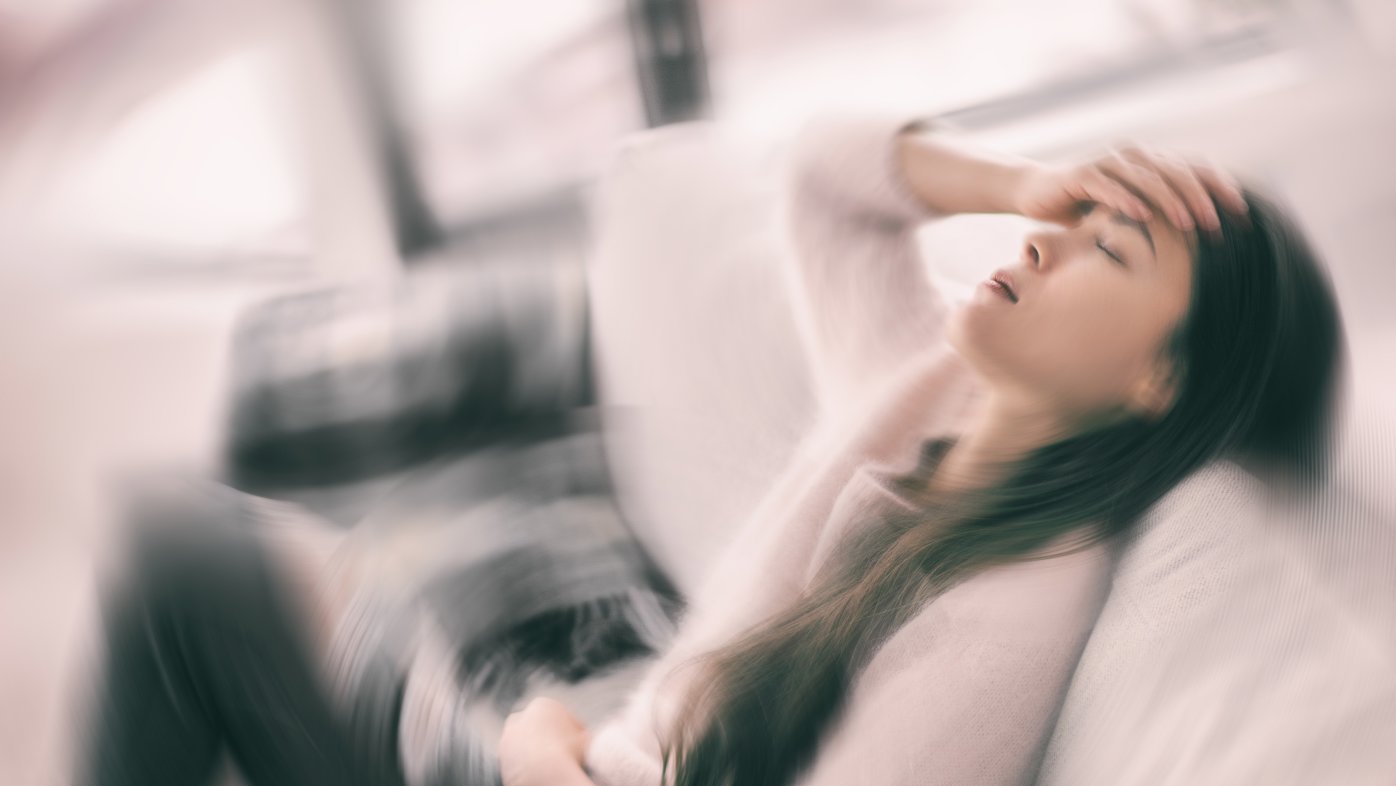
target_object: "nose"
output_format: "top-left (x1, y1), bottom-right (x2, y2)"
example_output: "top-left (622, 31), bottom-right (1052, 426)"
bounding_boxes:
top-left (1022, 234), bottom-right (1044, 272)
top-left (1021, 226), bottom-right (1069, 273)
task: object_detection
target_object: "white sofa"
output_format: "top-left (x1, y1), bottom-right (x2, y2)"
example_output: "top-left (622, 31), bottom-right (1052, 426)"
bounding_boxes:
top-left (584, 110), bottom-right (1396, 782)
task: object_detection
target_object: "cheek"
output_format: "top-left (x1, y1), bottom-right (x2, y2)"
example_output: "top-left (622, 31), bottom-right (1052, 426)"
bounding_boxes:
top-left (1036, 290), bottom-right (1175, 401)
top-left (947, 298), bottom-right (1061, 386)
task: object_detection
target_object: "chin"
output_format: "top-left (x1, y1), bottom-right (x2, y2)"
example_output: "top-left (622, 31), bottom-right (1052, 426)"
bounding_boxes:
top-left (946, 303), bottom-right (998, 376)
top-left (948, 307), bottom-right (1044, 395)
top-left (946, 302), bottom-right (972, 348)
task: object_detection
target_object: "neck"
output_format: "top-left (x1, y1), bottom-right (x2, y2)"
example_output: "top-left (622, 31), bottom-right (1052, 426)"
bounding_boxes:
top-left (927, 392), bottom-right (1070, 496)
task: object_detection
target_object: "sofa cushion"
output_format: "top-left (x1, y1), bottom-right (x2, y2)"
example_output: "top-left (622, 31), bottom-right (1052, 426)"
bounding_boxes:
top-left (1039, 400), bottom-right (1396, 784)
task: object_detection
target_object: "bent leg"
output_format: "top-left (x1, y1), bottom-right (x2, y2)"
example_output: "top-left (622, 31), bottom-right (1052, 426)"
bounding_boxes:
top-left (77, 480), bottom-right (405, 786)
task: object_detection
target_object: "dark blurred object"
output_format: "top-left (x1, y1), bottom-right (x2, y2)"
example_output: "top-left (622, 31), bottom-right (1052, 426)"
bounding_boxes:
top-left (81, 479), bottom-right (406, 786)
top-left (328, 0), bottom-right (444, 257)
top-left (628, 0), bottom-right (711, 126)
top-left (224, 264), bottom-right (591, 491)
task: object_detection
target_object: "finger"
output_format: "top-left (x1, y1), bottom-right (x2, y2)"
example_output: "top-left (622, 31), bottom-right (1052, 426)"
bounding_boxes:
top-left (1189, 158), bottom-right (1249, 216)
top-left (1072, 171), bottom-right (1152, 222)
top-left (1096, 151), bottom-right (1193, 232)
top-left (1123, 147), bottom-right (1219, 231)
top-left (1098, 150), bottom-right (1192, 231)
top-left (571, 727), bottom-right (593, 758)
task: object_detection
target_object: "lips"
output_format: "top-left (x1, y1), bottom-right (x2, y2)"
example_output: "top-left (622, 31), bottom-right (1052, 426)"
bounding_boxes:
top-left (988, 269), bottom-right (1019, 303)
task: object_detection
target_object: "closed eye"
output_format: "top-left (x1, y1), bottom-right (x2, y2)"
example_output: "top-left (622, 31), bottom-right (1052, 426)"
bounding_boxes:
top-left (1095, 238), bottom-right (1126, 266)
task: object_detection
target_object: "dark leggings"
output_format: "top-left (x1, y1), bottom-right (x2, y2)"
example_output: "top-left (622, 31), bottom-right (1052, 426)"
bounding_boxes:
top-left (77, 480), bottom-right (408, 786)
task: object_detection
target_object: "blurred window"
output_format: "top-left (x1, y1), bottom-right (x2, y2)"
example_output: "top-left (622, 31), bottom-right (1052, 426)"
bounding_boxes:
top-left (700, 0), bottom-right (1315, 129)
top-left (390, 0), bottom-right (645, 220)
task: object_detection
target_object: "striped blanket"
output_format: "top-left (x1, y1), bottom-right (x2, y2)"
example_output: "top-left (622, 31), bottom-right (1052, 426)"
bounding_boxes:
top-left (221, 262), bottom-right (682, 785)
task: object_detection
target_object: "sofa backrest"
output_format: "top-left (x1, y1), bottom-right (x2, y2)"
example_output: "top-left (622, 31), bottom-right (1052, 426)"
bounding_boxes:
top-left (584, 123), bottom-right (820, 595)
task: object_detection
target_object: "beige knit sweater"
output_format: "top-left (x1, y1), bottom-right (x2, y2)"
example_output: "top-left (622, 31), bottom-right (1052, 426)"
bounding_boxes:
top-left (582, 115), bottom-right (1114, 786)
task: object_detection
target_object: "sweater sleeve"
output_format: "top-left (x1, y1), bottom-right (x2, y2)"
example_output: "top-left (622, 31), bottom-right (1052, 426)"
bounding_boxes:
top-left (782, 114), bottom-right (955, 422)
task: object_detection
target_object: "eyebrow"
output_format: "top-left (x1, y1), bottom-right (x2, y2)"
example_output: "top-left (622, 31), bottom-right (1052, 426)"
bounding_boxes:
top-left (1077, 201), bottom-right (1155, 262)
top-left (1107, 211), bottom-right (1156, 260)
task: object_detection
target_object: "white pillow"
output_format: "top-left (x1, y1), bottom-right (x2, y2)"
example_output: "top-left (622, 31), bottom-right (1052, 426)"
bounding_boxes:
top-left (1040, 429), bottom-right (1396, 784)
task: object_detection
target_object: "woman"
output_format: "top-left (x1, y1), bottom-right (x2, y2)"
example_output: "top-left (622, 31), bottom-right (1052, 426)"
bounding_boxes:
top-left (498, 115), bottom-right (1343, 786)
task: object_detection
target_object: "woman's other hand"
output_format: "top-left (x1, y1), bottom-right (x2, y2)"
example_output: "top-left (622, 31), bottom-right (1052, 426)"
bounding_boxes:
top-left (1013, 144), bottom-right (1249, 233)
top-left (499, 697), bottom-right (595, 786)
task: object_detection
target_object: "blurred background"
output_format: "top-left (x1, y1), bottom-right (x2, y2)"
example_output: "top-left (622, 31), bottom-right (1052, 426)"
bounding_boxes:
top-left (1, 1), bottom-right (1393, 783)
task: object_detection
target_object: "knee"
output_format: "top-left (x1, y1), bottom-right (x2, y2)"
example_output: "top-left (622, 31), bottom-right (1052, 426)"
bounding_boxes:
top-left (105, 477), bottom-right (264, 618)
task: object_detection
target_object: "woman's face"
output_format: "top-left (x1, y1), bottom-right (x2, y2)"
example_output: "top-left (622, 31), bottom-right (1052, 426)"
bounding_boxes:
top-left (947, 202), bottom-right (1198, 423)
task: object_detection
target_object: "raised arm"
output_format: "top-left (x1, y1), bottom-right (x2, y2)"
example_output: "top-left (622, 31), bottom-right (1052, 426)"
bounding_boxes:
top-left (782, 114), bottom-right (1036, 420)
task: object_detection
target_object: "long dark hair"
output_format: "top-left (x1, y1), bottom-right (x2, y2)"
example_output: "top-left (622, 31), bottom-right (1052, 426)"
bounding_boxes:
top-left (659, 187), bottom-right (1346, 786)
